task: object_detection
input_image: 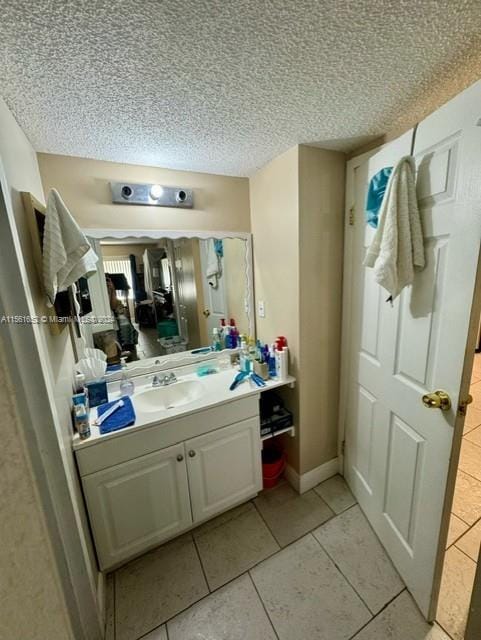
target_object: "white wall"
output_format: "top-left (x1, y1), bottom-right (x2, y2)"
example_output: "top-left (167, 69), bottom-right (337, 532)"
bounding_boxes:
top-left (250, 144), bottom-right (345, 475)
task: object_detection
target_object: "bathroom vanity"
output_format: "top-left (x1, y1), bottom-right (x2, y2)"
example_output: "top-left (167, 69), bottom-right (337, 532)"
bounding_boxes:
top-left (74, 368), bottom-right (295, 570)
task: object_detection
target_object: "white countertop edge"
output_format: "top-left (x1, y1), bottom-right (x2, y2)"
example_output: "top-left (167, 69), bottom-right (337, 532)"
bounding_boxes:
top-left (72, 374), bottom-right (296, 451)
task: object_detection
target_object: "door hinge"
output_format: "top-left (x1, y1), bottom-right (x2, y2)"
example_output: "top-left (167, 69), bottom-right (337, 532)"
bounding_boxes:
top-left (348, 206), bottom-right (355, 226)
top-left (341, 440), bottom-right (346, 456)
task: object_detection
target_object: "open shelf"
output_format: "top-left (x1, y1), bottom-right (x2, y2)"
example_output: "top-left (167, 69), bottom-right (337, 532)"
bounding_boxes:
top-left (261, 425), bottom-right (296, 441)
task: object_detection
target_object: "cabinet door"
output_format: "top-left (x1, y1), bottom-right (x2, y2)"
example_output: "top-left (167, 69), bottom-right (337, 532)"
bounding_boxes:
top-left (82, 443), bottom-right (192, 570)
top-left (186, 417), bottom-right (262, 523)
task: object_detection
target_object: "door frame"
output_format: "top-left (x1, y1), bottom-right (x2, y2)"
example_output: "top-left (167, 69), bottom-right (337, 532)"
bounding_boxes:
top-left (0, 161), bottom-right (103, 638)
top-left (337, 139), bottom-right (481, 621)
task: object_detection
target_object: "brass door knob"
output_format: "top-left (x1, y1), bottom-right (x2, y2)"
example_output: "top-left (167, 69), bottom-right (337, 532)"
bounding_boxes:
top-left (422, 390), bottom-right (451, 411)
top-left (202, 309), bottom-right (211, 317)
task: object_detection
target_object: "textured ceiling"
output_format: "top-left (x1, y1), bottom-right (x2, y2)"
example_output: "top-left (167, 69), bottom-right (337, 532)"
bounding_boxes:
top-left (2, 1), bottom-right (481, 176)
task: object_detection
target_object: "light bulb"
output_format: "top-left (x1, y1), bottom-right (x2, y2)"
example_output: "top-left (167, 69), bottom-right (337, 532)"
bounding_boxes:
top-left (150, 184), bottom-right (164, 199)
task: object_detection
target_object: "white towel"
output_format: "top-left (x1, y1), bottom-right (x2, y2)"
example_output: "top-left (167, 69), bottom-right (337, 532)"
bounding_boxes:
top-left (43, 189), bottom-right (98, 306)
top-left (364, 156), bottom-right (425, 300)
top-left (205, 239), bottom-right (221, 288)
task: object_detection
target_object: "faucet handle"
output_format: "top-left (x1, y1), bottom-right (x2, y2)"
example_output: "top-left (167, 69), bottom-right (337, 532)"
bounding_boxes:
top-left (149, 374), bottom-right (161, 387)
top-left (168, 371), bottom-right (177, 382)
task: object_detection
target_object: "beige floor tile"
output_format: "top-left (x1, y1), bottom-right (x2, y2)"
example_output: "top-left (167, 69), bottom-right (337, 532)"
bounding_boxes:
top-left (250, 534), bottom-right (371, 640)
top-left (254, 483), bottom-right (334, 547)
top-left (465, 424), bottom-right (481, 447)
top-left (193, 502), bottom-right (279, 590)
top-left (313, 475), bottom-right (357, 514)
top-left (436, 546), bottom-right (476, 640)
top-left (192, 501), bottom-right (252, 537)
top-left (167, 574), bottom-right (277, 640)
top-left (464, 404), bottom-right (481, 433)
top-left (469, 380), bottom-right (481, 404)
top-left (141, 625), bottom-right (168, 639)
top-left (353, 591), bottom-right (450, 639)
top-left (452, 470), bottom-right (481, 525)
top-left (459, 439), bottom-right (481, 482)
top-left (446, 514), bottom-right (469, 548)
top-left (456, 519), bottom-right (481, 562)
top-left (105, 574), bottom-right (115, 640)
top-left (313, 505), bottom-right (404, 614)
top-left (115, 534), bottom-right (208, 640)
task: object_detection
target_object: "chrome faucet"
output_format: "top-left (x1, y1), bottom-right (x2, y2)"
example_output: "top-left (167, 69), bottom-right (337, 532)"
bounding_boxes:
top-left (161, 372), bottom-right (177, 386)
top-left (151, 374), bottom-right (162, 387)
top-left (151, 372), bottom-right (177, 387)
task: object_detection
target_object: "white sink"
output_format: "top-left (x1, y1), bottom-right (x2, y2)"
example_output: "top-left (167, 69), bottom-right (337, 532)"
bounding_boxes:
top-left (133, 380), bottom-right (205, 413)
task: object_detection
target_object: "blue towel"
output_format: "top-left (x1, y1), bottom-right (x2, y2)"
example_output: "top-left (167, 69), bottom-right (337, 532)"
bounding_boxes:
top-left (106, 363), bottom-right (122, 372)
top-left (213, 239), bottom-right (224, 258)
top-left (97, 396), bottom-right (136, 434)
top-left (365, 167), bottom-right (393, 228)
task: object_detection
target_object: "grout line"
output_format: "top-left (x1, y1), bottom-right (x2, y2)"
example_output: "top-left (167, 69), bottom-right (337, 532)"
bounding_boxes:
top-left (455, 465), bottom-right (481, 486)
top-left (191, 530), bottom-right (212, 592)
top-left (346, 588), bottom-right (408, 640)
top-left (113, 572), bottom-right (116, 640)
top-left (436, 619), bottom-right (456, 640)
top-left (118, 494), bottom-right (360, 639)
top-left (452, 544), bottom-right (477, 565)
top-left (246, 571), bottom-right (280, 640)
top-left (310, 530), bottom-right (376, 616)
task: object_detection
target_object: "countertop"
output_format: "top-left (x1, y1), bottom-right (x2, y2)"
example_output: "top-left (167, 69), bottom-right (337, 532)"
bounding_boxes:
top-left (73, 368), bottom-right (295, 451)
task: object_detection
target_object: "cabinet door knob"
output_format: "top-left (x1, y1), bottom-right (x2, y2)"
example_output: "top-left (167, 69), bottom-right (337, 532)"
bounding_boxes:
top-left (188, 450), bottom-right (196, 458)
top-left (176, 454), bottom-right (184, 462)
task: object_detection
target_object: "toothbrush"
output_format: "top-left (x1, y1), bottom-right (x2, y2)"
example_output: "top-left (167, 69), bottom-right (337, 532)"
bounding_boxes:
top-left (229, 371), bottom-right (248, 391)
top-left (94, 399), bottom-right (124, 426)
top-left (250, 372), bottom-right (267, 387)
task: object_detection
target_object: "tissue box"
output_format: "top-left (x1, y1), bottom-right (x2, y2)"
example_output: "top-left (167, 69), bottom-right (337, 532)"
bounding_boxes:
top-left (86, 380), bottom-right (108, 408)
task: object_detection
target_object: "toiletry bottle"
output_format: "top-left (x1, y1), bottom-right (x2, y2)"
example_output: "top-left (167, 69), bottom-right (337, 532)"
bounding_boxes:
top-left (224, 325), bottom-right (232, 349)
top-left (212, 327), bottom-right (222, 351)
top-left (275, 345), bottom-right (288, 382)
top-left (229, 319), bottom-right (238, 349)
top-left (219, 318), bottom-right (226, 342)
top-left (268, 344), bottom-right (277, 378)
top-left (74, 403), bottom-right (90, 440)
top-left (119, 358), bottom-right (135, 397)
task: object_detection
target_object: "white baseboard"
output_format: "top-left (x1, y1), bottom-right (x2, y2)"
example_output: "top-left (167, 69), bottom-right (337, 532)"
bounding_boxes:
top-left (285, 457), bottom-right (339, 494)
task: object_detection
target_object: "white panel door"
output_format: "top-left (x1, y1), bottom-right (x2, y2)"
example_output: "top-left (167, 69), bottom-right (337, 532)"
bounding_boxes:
top-left (82, 443), bottom-right (192, 570)
top-left (199, 239), bottom-right (228, 337)
top-left (186, 418), bottom-right (262, 523)
top-left (343, 81), bottom-right (481, 617)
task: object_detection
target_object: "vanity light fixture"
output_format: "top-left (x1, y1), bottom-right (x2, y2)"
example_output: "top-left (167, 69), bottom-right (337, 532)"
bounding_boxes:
top-left (150, 184), bottom-right (164, 199)
top-left (110, 182), bottom-right (194, 208)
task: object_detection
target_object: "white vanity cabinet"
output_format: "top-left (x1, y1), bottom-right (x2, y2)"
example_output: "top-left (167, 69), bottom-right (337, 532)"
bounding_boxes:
top-left (76, 397), bottom-right (263, 570)
top-left (186, 417), bottom-right (261, 523)
top-left (82, 442), bottom-right (192, 570)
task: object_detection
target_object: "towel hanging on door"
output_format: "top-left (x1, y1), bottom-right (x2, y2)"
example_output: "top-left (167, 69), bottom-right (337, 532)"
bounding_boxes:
top-left (364, 156), bottom-right (425, 301)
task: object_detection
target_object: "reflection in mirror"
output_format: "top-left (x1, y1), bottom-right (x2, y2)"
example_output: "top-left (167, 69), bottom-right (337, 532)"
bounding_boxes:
top-left (84, 236), bottom-right (251, 364)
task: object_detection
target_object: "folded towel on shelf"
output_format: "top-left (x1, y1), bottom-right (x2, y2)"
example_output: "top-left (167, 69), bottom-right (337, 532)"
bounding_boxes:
top-left (43, 188), bottom-right (98, 306)
top-left (97, 396), bottom-right (136, 434)
top-left (364, 156), bottom-right (425, 301)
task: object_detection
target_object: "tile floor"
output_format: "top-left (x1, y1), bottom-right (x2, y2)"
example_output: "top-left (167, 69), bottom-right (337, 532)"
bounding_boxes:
top-left (437, 352), bottom-right (481, 640)
top-left (106, 475), bottom-right (448, 640)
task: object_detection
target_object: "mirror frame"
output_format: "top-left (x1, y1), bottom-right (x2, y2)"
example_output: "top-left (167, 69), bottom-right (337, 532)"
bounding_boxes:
top-left (78, 228), bottom-right (255, 378)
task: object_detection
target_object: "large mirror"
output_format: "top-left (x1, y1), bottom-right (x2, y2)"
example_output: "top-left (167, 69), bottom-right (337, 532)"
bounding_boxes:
top-left (78, 231), bottom-right (254, 368)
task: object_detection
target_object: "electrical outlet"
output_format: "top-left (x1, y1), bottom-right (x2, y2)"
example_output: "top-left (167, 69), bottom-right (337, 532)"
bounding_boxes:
top-left (258, 300), bottom-right (265, 318)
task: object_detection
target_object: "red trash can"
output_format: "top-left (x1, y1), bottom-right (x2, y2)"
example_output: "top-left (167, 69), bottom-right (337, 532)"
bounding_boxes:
top-left (262, 447), bottom-right (286, 489)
